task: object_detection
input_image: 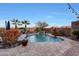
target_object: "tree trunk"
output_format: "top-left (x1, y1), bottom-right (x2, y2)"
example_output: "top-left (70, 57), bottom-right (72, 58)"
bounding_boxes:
top-left (15, 24), bottom-right (17, 29)
top-left (25, 24), bottom-right (27, 32)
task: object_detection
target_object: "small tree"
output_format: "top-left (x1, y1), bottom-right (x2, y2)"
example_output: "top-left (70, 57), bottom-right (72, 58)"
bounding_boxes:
top-left (72, 31), bottom-right (79, 39)
top-left (36, 21), bottom-right (48, 33)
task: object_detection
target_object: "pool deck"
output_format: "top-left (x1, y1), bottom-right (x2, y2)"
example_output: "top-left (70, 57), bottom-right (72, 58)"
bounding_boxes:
top-left (0, 35), bottom-right (79, 56)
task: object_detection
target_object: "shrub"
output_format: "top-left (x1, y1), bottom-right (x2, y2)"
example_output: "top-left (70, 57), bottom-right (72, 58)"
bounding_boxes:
top-left (0, 28), bottom-right (5, 37)
top-left (52, 28), bottom-right (58, 37)
top-left (72, 31), bottom-right (79, 39)
top-left (35, 27), bottom-right (42, 33)
top-left (2, 29), bottom-right (20, 45)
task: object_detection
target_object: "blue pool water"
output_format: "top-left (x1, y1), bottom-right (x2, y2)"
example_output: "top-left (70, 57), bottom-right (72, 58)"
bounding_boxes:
top-left (27, 33), bottom-right (64, 42)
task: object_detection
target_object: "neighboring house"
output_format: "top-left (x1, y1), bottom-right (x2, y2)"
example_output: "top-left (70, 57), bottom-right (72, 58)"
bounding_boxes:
top-left (71, 21), bottom-right (79, 39)
top-left (72, 21), bottom-right (79, 31)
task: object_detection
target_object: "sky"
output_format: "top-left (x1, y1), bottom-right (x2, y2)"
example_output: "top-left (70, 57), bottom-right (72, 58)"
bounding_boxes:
top-left (0, 3), bottom-right (79, 28)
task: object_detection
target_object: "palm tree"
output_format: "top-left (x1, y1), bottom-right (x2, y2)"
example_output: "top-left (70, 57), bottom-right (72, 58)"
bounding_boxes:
top-left (22, 20), bottom-right (30, 32)
top-left (11, 19), bottom-right (20, 29)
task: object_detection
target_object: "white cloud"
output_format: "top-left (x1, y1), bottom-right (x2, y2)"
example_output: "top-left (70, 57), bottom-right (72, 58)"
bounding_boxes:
top-left (46, 16), bottom-right (52, 19)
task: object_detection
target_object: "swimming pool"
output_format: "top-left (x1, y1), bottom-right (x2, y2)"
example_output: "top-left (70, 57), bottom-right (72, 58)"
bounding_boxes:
top-left (27, 33), bottom-right (64, 42)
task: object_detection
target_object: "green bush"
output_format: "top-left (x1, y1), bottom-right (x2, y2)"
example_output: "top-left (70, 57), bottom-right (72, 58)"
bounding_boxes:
top-left (72, 30), bottom-right (79, 39)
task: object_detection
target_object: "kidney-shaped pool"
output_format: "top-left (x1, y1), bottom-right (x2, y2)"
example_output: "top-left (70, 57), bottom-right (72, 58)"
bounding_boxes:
top-left (27, 33), bottom-right (64, 42)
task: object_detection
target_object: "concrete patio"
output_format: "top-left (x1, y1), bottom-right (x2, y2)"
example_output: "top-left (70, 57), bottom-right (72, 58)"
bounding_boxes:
top-left (0, 36), bottom-right (79, 56)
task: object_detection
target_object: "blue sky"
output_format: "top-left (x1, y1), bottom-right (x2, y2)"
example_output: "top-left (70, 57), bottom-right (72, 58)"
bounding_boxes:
top-left (0, 3), bottom-right (79, 28)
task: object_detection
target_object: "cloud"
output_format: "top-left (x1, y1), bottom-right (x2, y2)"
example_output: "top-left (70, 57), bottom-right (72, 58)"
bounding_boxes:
top-left (46, 16), bottom-right (52, 19)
